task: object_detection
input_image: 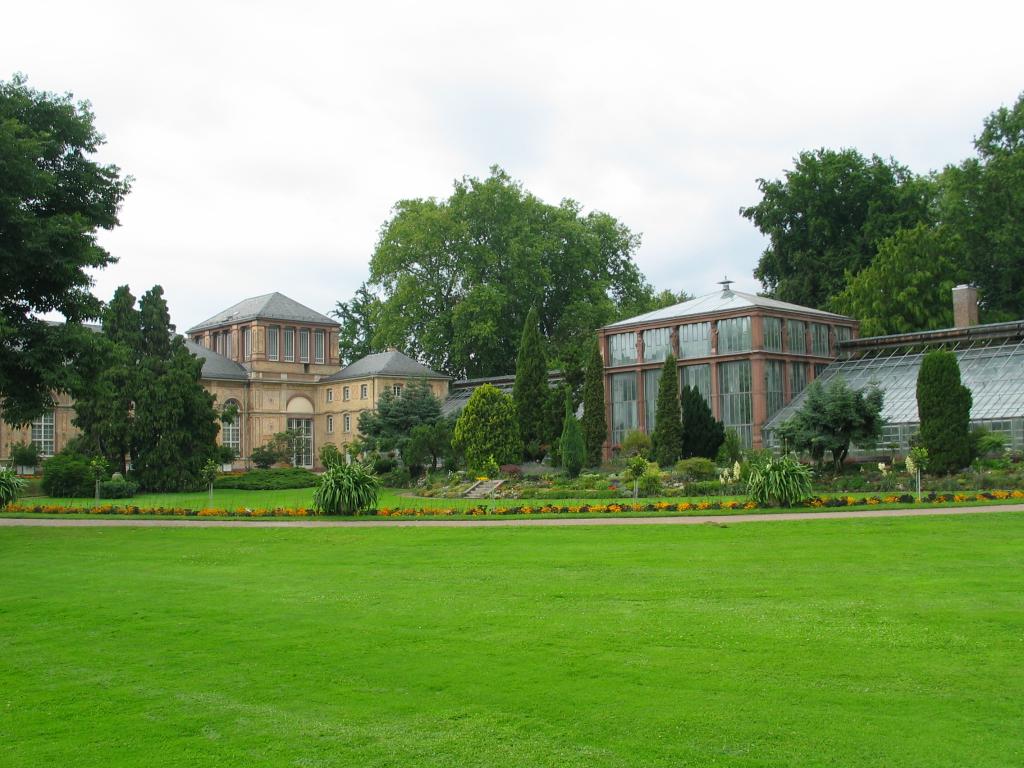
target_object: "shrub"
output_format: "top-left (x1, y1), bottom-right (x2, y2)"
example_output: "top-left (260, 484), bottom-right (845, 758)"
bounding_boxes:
top-left (529, 488), bottom-right (624, 500)
top-left (917, 349), bottom-right (973, 473)
top-left (715, 429), bottom-right (743, 466)
top-left (638, 462), bottom-right (663, 496)
top-left (41, 452), bottom-right (93, 497)
top-left (0, 468), bottom-right (27, 508)
top-left (500, 464), bottom-right (522, 477)
top-left (685, 480), bottom-right (726, 497)
top-left (9, 441), bottom-right (40, 469)
top-left (972, 427), bottom-right (1008, 459)
top-left (479, 456), bottom-right (501, 479)
top-left (746, 455), bottom-right (813, 507)
top-left (372, 456), bottom-right (398, 475)
top-left (319, 443), bottom-right (343, 468)
top-left (453, 384), bottom-right (522, 471)
top-left (680, 385), bottom-right (725, 459)
top-left (250, 444), bottom-right (281, 469)
top-left (313, 462), bottom-right (381, 515)
top-left (381, 466), bottom-right (413, 488)
top-left (619, 429), bottom-right (652, 458)
top-left (560, 393), bottom-right (586, 478)
top-left (214, 468), bottom-right (319, 490)
top-left (215, 444), bottom-right (236, 465)
top-left (99, 479), bottom-right (138, 498)
top-left (674, 457), bottom-right (717, 481)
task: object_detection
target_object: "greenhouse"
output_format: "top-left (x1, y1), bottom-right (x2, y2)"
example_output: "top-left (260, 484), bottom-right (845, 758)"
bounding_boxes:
top-left (763, 320), bottom-right (1024, 452)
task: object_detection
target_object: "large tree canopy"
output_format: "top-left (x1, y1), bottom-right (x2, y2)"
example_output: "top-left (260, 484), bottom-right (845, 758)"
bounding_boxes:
top-left (741, 148), bottom-right (933, 309)
top-left (0, 75), bottom-right (131, 424)
top-left (335, 166), bottom-right (668, 379)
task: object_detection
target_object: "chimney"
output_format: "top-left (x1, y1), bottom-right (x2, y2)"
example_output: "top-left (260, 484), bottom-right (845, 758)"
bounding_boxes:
top-left (952, 285), bottom-right (979, 328)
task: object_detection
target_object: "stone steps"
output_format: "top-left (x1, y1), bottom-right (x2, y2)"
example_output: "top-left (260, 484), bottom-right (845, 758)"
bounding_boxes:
top-left (463, 479), bottom-right (504, 499)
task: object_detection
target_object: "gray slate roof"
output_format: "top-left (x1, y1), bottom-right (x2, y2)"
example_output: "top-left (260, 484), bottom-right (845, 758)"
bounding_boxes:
top-left (605, 289), bottom-right (852, 330)
top-left (187, 292), bottom-right (338, 333)
top-left (185, 340), bottom-right (249, 381)
top-left (323, 350), bottom-right (447, 382)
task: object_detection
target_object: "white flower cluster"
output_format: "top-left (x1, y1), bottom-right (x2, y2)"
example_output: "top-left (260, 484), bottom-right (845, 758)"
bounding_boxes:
top-left (905, 455), bottom-right (917, 475)
top-left (719, 460), bottom-right (742, 485)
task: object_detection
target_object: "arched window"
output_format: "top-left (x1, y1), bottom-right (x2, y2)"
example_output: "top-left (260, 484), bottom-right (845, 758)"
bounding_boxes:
top-left (222, 399), bottom-right (241, 456)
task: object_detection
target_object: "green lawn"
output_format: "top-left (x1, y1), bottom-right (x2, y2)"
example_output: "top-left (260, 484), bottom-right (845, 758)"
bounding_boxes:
top-left (2, 514), bottom-right (1022, 766)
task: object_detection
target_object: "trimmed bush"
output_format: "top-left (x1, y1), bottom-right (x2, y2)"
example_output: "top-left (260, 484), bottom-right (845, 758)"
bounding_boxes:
top-left (41, 452), bottom-right (93, 497)
top-left (214, 468), bottom-right (319, 490)
top-left (525, 488), bottom-right (624, 500)
top-left (674, 457), bottom-right (717, 481)
top-left (619, 429), bottom-right (652, 458)
top-left (99, 480), bottom-right (139, 499)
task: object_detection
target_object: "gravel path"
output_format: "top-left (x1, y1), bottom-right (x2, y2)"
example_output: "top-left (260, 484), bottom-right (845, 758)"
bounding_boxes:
top-left (1, 504), bottom-right (1022, 528)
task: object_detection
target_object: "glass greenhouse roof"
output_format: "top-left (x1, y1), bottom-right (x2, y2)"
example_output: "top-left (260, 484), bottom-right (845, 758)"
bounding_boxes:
top-left (764, 331), bottom-right (1024, 432)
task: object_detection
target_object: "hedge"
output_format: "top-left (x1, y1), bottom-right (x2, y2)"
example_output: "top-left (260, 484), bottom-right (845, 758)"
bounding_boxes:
top-left (214, 468), bottom-right (319, 490)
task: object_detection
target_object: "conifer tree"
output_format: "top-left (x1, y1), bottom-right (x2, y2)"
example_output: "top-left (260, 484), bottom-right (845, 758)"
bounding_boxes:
top-left (680, 385), bottom-right (725, 459)
top-left (651, 354), bottom-right (683, 466)
top-left (560, 390), bottom-right (586, 478)
top-left (453, 384), bottom-right (522, 471)
top-left (916, 349), bottom-right (973, 473)
top-left (512, 307), bottom-right (548, 459)
top-left (582, 338), bottom-right (608, 466)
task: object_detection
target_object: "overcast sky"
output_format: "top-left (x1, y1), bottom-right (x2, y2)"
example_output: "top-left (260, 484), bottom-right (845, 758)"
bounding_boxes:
top-left (4, 1), bottom-right (1022, 331)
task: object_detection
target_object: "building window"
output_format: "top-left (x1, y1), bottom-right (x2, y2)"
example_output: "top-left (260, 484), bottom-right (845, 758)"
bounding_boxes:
top-left (314, 330), bottom-right (325, 364)
top-left (814, 363), bottom-right (829, 377)
top-left (343, 386), bottom-right (350, 402)
top-left (343, 414), bottom-right (351, 433)
top-left (326, 388), bottom-right (334, 403)
top-left (763, 317), bottom-right (783, 352)
top-left (267, 326), bottom-right (280, 361)
top-left (299, 329), bottom-right (310, 363)
top-left (642, 327), bottom-right (671, 363)
top-left (718, 360), bottom-right (753, 448)
top-left (811, 323), bottom-right (830, 356)
top-left (392, 384), bottom-right (402, 396)
top-left (718, 316), bottom-right (751, 354)
top-left (30, 410), bottom-right (55, 457)
top-left (284, 328), bottom-right (295, 362)
top-left (242, 327), bottom-right (252, 361)
top-left (787, 320), bottom-right (806, 354)
top-left (835, 325), bottom-right (853, 344)
top-left (678, 322), bottom-right (711, 359)
top-left (608, 332), bottom-right (637, 366)
top-left (221, 399), bottom-right (241, 457)
top-left (679, 364), bottom-right (712, 409)
top-left (765, 360), bottom-right (785, 417)
top-left (643, 368), bottom-right (662, 433)
top-left (610, 372), bottom-right (638, 445)
top-left (327, 415), bottom-right (334, 434)
top-left (360, 384), bottom-right (368, 399)
top-left (286, 417), bottom-right (313, 467)
top-left (789, 362), bottom-right (808, 397)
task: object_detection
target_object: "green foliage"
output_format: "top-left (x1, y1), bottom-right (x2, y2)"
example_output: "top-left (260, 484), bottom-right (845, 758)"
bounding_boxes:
top-left (215, 444), bottom-right (237, 465)
top-left (250, 443), bottom-right (281, 469)
top-left (715, 428), bottom-right (743, 467)
top-left (319, 443), bottom-right (343, 469)
top-left (559, 392), bottom-right (586, 478)
top-left (41, 451), bottom-right (93, 497)
top-left (582, 338), bottom-right (608, 467)
top-left (829, 224), bottom-right (962, 335)
top-left (651, 355), bottom-right (683, 466)
top-left (916, 350), bottom-right (973, 473)
top-left (743, 148), bottom-right (933, 308)
top-left (478, 456), bottom-right (501, 479)
top-left (313, 462), bottom-right (381, 515)
top-left (358, 380), bottom-right (443, 453)
top-left (680, 386), bottom-right (725, 460)
top-left (674, 457), bottom-right (717, 481)
top-left (637, 462), bottom-right (663, 496)
top-left (8, 441), bottom-right (40, 468)
top-left (541, 384), bottom-right (568, 460)
top-left (619, 429), bottom-right (651, 458)
top-left (776, 379), bottom-right (885, 471)
top-left (512, 307), bottom-right (548, 458)
top-left (453, 384), bottom-right (522, 472)
top-left (404, 419), bottom-right (454, 470)
top-left (200, 459), bottom-right (219, 489)
top-left (337, 166), bottom-right (661, 379)
top-left (0, 75), bottom-right (131, 424)
top-left (331, 286), bottom-right (384, 365)
top-left (745, 455), bottom-right (813, 507)
top-left (214, 468), bottom-right (320, 490)
top-left (0, 467), bottom-right (27, 508)
top-left (98, 479), bottom-right (138, 499)
top-left (972, 427), bottom-right (1008, 459)
top-left (249, 430), bottom-right (303, 469)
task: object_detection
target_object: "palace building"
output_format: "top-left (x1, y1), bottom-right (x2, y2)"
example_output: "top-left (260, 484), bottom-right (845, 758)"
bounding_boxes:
top-left (0, 293), bottom-right (449, 470)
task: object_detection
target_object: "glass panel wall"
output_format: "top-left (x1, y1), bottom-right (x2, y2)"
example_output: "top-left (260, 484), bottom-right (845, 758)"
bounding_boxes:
top-left (643, 327), bottom-right (672, 363)
top-left (610, 372), bottom-right (638, 445)
top-left (678, 322), bottom-right (711, 359)
top-left (763, 317), bottom-right (783, 352)
top-left (765, 360), bottom-right (785, 418)
top-left (608, 333), bottom-right (637, 366)
top-left (718, 360), bottom-right (753, 448)
top-left (787, 320), bottom-right (806, 354)
top-left (835, 325), bottom-right (853, 344)
top-left (789, 362), bottom-right (808, 397)
top-left (718, 316), bottom-right (751, 354)
top-left (811, 323), bottom-right (830, 356)
top-left (643, 368), bottom-right (662, 433)
top-left (679, 364), bottom-right (712, 408)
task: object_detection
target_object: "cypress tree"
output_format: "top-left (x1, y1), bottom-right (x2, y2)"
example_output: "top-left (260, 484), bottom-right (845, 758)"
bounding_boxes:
top-left (512, 307), bottom-right (547, 459)
top-left (680, 385), bottom-right (725, 459)
top-left (139, 285), bottom-right (174, 360)
top-left (582, 337), bottom-right (608, 466)
top-left (560, 390), bottom-right (586, 478)
top-left (651, 354), bottom-right (683, 466)
top-left (916, 349), bottom-right (973, 473)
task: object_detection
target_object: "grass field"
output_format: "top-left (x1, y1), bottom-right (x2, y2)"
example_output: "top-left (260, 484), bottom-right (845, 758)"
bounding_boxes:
top-left (2, 513), bottom-right (1023, 766)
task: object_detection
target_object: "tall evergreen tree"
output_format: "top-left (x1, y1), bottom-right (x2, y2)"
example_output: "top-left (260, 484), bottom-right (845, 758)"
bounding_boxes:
top-left (651, 355), bottom-right (683, 466)
top-left (680, 386), bottom-right (725, 460)
top-left (512, 307), bottom-right (548, 459)
top-left (559, 390), bottom-right (586, 478)
top-left (916, 350), bottom-right (973, 473)
top-left (582, 338), bottom-right (607, 466)
top-left (140, 285), bottom-right (173, 360)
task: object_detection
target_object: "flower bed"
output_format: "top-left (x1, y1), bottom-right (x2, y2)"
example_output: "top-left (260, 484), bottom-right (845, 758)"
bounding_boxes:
top-left (4, 490), bottom-right (1023, 519)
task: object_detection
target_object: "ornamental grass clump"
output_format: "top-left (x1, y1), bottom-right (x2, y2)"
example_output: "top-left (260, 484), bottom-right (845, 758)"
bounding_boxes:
top-left (313, 462), bottom-right (381, 515)
top-left (745, 455), bottom-right (813, 507)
